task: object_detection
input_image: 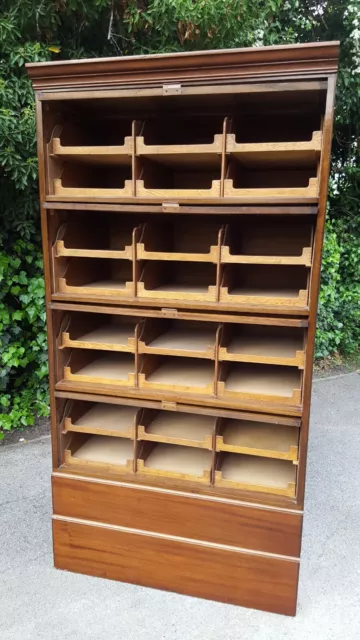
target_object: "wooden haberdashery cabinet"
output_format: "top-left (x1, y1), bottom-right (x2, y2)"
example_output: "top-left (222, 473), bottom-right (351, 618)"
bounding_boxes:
top-left (27, 41), bottom-right (338, 616)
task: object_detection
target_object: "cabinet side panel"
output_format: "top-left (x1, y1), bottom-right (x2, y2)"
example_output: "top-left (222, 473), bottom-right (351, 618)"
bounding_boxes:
top-left (35, 95), bottom-right (59, 468)
top-left (297, 75), bottom-right (337, 508)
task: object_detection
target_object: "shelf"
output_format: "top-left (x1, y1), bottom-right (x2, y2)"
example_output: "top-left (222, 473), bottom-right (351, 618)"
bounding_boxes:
top-left (64, 353), bottom-right (136, 387)
top-left (136, 220), bottom-right (221, 262)
top-left (224, 159), bottom-right (319, 199)
top-left (221, 218), bottom-right (313, 266)
top-left (217, 363), bottom-right (302, 405)
top-left (138, 262), bottom-right (217, 302)
top-left (219, 265), bottom-right (309, 307)
top-left (57, 258), bottom-right (134, 298)
top-left (135, 156), bottom-right (221, 198)
top-left (216, 419), bottom-right (299, 461)
top-left (219, 325), bottom-right (305, 367)
top-left (138, 411), bottom-right (215, 448)
top-left (226, 131), bottom-right (322, 166)
top-left (138, 442), bottom-right (212, 483)
top-left (138, 319), bottom-right (218, 359)
top-left (136, 138), bottom-right (223, 168)
top-left (135, 115), bottom-right (224, 168)
top-left (65, 403), bottom-right (139, 438)
top-left (214, 454), bottom-right (296, 496)
top-left (65, 433), bottom-right (134, 473)
top-left (48, 121), bottom-right (133, 166)
top-left (61, 318), bottom-right (137, 353)
top-left (54, 218), bottom-right (134, 259)
top-left (50, 141), bottom-right (133, 166)
top-left (138, 356), bottom-right (215, 395)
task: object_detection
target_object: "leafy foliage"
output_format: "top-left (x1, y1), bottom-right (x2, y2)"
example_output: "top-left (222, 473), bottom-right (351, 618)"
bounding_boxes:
top-left (0, 0), bottom-right (359, 437)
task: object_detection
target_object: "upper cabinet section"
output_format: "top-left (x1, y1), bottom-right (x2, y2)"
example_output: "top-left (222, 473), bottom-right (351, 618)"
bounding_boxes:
top-left (27, 43), bottom-right (339, 205)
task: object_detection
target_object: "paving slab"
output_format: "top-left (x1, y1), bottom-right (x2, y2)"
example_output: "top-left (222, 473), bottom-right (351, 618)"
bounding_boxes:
top-left (0, 373), bottom-right (359, 640)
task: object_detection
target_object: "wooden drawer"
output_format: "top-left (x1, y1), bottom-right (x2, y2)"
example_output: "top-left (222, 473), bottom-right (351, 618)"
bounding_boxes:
top-left (52, 474), bottom-right (302, 557)
top-left (53, 517), bottom-right (299, 615)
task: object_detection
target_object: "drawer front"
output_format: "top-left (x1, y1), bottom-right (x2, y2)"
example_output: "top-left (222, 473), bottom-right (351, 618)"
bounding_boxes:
top-left (52, 474), bottom-right (302, 557)
top-left (53, 518), bottom-right (299, 616)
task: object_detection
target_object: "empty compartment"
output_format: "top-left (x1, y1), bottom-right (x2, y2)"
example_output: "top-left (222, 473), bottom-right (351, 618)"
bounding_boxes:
top-left (226, 112), bottom-right (321, 165)
top-left (216, 418), bottom-right (299, 461)
top-left (136, 158), bottom-right (221, 198)
top-left (65, 433), bottom-right (134, 473)
top-left (63, 351), bottom-right (136, 387)
top-left (58, 312), bottom-right (138, 353)
top-left (138, 409), bottom-right (215, 448)
top-left (138, 318), bottom-right (218, 359)
top-left (57, 258), bottom-right (134, 297)
top-left (224, 160), bottom-right (318, 198)
top-left (218, 325), bottom-right (305, 367)
top-left (227, 111), bottom-right (321, 144)
top-left (214, 453), bottom-right (296, 497)
top-left (136, 115), bottom-right (224, 166)
top-left (54, 215), bottom-right (135, 259)
top-left (221, 217), bottom-right (314, 265)
top-left (137, 262), bottom-right (217, 302)
top-left (63, 401), bottom-right (140, 439)
top-left (137, 220), bottom-right (222, 262)
top-left (217, 363), bottom-right (302, 405)
top-left (138, 355), bottom-right (215, 395)
top-left (48, 119), bottom-right (133, 164)
top-left (219, 264), bottom-right (309, 307)
top-left (137, 442), bottom-right (212, 483)
top-left (53, 163), bottom-right (133, 198)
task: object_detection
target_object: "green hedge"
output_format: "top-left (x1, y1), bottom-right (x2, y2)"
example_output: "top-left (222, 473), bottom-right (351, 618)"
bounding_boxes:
top-left (1, 1), bottom-right (359, 436)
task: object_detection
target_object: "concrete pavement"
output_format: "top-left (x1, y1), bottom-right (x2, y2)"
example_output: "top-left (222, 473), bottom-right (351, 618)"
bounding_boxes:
top-left (1, 373), bottom-right (359, 640)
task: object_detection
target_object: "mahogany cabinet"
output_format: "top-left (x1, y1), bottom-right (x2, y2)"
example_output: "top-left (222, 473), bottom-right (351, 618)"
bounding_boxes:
top-left (27, 42), bottom-right (338, 615)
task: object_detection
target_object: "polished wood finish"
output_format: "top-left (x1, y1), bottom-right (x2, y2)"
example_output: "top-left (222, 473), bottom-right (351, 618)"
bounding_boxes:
top-left (28, 43), bottom-right (337, 616)
top-left (53, 518), bottom-right (299, 615)
top-left (52, 474), bottom-right (303, 556)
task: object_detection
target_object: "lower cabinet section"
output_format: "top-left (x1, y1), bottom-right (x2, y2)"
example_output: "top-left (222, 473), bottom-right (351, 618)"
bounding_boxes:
top-left (52, 474), bottom-right (303, 557)
top-left (53, 517), bottom-right (300, 615)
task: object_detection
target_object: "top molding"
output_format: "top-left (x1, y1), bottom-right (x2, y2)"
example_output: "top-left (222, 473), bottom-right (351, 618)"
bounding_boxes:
top-left (26, 42), bottom-right (339, 92)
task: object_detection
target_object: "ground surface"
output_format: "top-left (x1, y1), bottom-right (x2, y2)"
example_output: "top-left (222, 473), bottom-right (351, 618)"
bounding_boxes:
top-left (0, 372), bottom-right (359, 640)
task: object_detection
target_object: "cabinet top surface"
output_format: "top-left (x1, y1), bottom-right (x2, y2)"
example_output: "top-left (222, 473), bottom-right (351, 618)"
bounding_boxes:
top-left (26, 42), bottom-right (339, 92)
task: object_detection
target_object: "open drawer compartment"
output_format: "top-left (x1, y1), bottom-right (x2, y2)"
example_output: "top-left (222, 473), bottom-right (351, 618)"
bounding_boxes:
top-left (138, 355), bottom-right (215, 395)
top-left (48, 120), bottom-right (133, 163)
top-left (62, 400), bottom-right (141, 439)
top-left (136, 115), bottom-right (224, 165)
top-left (215, 418), bottom-right (299, 461)
top-left (138, 318), bottom-right (218, 359)
top-left (57, 258), bottom-right (134, 297)
top-left (224, 160), bottom-right (319, 199)
top-left (137, 409), bottom-right (215, 449)
top-left (136, 220), bottom-right (222, 262)
top-left (217, 362), bottom-right (302, 405)
top-left (137, 262), bottom-right (218, 302)
top-left (57, 312), bottom-right (138, 353)
top-left (218, 324), bottom-right (306, 367)
top-left (63, 350), bottom-right (136, 387)
top-left (54, 217), bottom-right (135, 260)
top-left (52, 164), bottom-right (133, 199)
top-left (65, 433), bottom-right (134, 473)
top-left (226, 129), bottom-right (322, 166)
top-left (137, 442), bottom-right (212, 484)
top-left (219, 264), bottom-right (309, 307)
top-left (214, 453), bottom-right (297, 497)
top-left (221, 217), bottom-right (314, 266)
top-left (135, 157), bottom-right (221, 199)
